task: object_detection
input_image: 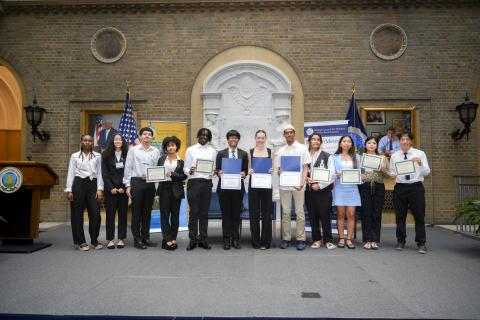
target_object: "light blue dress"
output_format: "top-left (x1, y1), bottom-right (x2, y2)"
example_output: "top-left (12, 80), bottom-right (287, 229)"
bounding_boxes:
top-left (331, 154), bottom-right (361, 206)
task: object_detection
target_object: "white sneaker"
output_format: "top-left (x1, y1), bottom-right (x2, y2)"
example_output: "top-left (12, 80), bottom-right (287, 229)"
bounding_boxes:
top-left (325, 242), bottom-right (337, 250)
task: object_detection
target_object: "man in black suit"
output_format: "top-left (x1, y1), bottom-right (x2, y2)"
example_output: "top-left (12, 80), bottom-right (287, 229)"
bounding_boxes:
top-left (216, 130), bottom-right (248, 250)
top-left (98, 119), bottom-right (117, 152)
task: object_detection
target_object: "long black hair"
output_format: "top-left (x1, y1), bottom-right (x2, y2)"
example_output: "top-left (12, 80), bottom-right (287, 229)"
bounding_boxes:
top-left (334, 134), bottom-right (357, 169)
top-left (364, 136), bottom-right (379, 155)
top-left (307, 132), bottom-right (323, 152)
top-left (102, 133), bottom-right (128, 161)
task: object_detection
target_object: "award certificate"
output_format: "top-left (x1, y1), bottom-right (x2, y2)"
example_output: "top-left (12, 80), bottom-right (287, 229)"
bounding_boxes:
top-left (311, 168), bottom-right (330, 183)
top-left (394, 160), bottom-right (416, 175)
top-left (221, 173), bottom-right (241, 190)
top-left (195, 159), bottom-right (214, 174)
top-left (341, 169), bottom-right (361, 185)
top-left (361, 153), bottom-right (383, 171)
top-left (280, 171), bottom-right (301, 187)
top-left (251, 173), bottom-right (272, 189)
top-left (146, 166), bottom-right (166, 183)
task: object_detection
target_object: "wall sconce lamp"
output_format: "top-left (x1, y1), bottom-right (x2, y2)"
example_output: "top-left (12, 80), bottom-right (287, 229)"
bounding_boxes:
top-left (24, 94), bottom-right (50, 142)
top-left (451, 92), bottom-right (478, 141)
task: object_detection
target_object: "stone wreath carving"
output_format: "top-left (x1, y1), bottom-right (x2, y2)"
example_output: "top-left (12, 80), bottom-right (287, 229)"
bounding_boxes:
top-left (91, 27), bottom-right (127, 63)
top-left (370, 23), bottom-right (407, 61)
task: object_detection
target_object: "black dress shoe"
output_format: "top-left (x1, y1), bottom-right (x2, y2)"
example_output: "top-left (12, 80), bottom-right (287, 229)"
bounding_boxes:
top-left (223, 242), bottom-right (231, 250)
top-left (144, 239), bottom-right (157, 247)
top-left (186, 240), bottom-right (197, 251)
top-left (232, 240), bottom-right (241, 249)
top-left (134, 241), bottom-right (147, 250)
top-left (198, 240), bottom-right (211, 250)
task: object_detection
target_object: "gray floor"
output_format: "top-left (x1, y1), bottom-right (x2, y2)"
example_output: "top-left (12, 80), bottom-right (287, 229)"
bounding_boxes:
top-left (0, 223), bottom-right (479, 319)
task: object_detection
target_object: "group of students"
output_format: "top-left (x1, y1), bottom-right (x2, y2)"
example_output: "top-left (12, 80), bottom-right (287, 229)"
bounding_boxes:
top-left (65, 124), bottom-right (430, 254)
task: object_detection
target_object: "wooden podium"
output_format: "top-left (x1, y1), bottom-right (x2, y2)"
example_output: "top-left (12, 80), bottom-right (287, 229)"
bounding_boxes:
top-left (0, 161), bottom-right (58, 252)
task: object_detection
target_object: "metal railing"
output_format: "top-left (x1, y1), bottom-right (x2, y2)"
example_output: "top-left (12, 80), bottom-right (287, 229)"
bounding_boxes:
top-left (453, 176), bottom-right (480, 235)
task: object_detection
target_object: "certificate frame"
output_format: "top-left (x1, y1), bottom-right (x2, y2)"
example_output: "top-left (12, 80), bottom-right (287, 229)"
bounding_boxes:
top-left (195, 159), bottom-right (214, 174)
top-left (361, 153), bottom-right (383, 171)
top-left (251, 173), bottom-right (272, 189)
top-left (394, 160), bottom-right (416, 175)
top-left (341, 169), bottom-right (361, 185)
top-left (311, 167), bottom-right (330, 183)
top-left (280, 171), bottom-right (301, 187)
top-left (146, 166), bottom-right (166, 183)
top-left (221, 173), bottom-right (241, 190)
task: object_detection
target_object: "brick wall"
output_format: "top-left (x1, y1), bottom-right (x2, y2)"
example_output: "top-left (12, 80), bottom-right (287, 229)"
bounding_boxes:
top-left (0, 3), bottom-right (478, 223)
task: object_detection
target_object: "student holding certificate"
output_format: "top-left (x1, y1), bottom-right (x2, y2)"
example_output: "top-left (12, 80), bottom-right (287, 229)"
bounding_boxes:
top-left (124, 127), bottom-right (161, 249)
top-left (65, 134), bottom-right (104, 251)
top-left (389, 132), bottom-right (430, 254)
top-left (331, 135), bottom-right (361, 249)
top-left (184, 128), bottom-right (217, 251)
top-left (156, 136), bottom-right (187, 251)
top-left (305, 132), bottom-right (336, 250)
top-left (216, 130), bottom-right (248, 250)
top-left (102, 134), bottom-right (128, 250)
top-left (359, 136), bottom-right (392, 250)
top-left (247, 130), bottom-right (273, 250)
top-left (276, 125), bottom-right (311, 251)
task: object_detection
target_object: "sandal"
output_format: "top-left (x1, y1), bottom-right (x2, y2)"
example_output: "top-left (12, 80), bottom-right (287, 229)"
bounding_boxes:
top-left (310, 241), bottom-right (321, 249)
top-left (371, 242), bottom-right (379, 250)
top-left (116, 240), bottom-right (125, 249)
top-left (363, 242), bottom-right (371, 250)
top-left (78, 243), bottom-right (90, 251)
top-left (325, 242), bottom-right (337, 250)
top-left (107, 240), bottom-right (115, 249)
top-left (346, 239), bottom-right (356, 250)
top-left (337, 238), bottom-right (345, 248)
top-left (92, 243), bottom-right (103, 250)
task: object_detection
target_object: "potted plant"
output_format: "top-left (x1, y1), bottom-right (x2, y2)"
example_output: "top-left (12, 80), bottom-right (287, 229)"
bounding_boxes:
top-left (455, 196), bottom-right (480, 234)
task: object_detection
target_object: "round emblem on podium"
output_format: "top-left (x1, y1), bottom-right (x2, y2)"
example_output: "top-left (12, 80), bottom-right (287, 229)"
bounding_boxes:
top-left (0, 167), bottom-right (23, 193)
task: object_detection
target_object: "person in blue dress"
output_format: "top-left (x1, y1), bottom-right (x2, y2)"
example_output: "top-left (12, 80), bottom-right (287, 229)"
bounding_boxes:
top-left (330, 135), bottom-right (361, 249)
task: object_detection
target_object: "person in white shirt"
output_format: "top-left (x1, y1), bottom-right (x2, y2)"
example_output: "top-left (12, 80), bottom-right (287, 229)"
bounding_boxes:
top-left (389, 132), bottom-right (430, 254)
top-left (378, 127), bottom-right (400, 157)
top-left (184, 128), bottom-right (217, 251)
top-left (276, 125), bottom-right (311, 251)
top-left (124, 127), bottom-right (161, 250)
top-left (65, 134), bottom-right (104, 251)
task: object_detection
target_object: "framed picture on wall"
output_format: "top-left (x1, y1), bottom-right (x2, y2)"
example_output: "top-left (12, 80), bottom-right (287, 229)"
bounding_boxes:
top-left (371, 131), bottom-right (380, 138)
top-left (366, 111), bottom-right (385, 124)
top-left (392, 118), bottom-right (406, 133)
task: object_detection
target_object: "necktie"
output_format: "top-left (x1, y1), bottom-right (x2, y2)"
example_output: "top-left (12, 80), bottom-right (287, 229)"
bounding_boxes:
top-left (231, 150), bottom-right (236, 159)
top-left (404, 152), bottom-right (410, 180)
top-left (389, 139), bottom-right (393, 151)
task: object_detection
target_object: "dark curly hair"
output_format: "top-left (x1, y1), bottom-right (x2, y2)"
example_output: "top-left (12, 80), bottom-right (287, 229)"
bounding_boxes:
top-left (102, 133), bottom-right (128, 161)
top-left (162, 136), bottom-right (181, 153)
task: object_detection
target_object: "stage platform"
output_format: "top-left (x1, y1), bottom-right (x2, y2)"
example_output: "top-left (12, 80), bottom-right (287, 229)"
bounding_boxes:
top-left (0, 223), bottom-right (479, 319)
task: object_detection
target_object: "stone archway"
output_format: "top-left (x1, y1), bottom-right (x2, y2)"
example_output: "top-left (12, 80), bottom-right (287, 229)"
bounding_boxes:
top-left (202, 60), bottom-right (292, 151)
top-left (0, 64), bottom-right (24, 160)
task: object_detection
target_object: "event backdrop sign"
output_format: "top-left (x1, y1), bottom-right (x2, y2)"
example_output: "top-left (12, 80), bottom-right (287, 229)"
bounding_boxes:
top-left (141, 121), bottom-right (187, 159)
top-left (304, 120), bottom-right (348, 154)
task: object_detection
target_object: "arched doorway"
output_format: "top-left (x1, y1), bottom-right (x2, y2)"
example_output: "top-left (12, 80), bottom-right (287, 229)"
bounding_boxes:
top-left (0, 64), bottom-right (23, 160)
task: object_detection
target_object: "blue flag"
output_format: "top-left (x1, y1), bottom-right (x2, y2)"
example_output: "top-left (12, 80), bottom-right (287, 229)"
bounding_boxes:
top-left (345, 91), bottom-right (367, 151)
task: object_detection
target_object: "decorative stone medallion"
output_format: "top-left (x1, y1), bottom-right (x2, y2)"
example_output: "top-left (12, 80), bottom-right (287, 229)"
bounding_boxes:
top-left (370, 24), bottom-right (407, 60)
top-left (91, 27), bottom-right (127, 63)
top-left (0, 167), bottom-right (23, 193)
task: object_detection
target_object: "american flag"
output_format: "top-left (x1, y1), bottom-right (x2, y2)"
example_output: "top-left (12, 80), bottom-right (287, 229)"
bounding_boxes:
top-left (118, 89), bottom-right (139, 146)
top-left (93, 115), bottom-right (103, 147)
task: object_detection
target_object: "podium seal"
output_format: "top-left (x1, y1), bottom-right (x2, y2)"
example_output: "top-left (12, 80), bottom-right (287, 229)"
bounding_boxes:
top-left (0, 167), bottom-right (23, 193)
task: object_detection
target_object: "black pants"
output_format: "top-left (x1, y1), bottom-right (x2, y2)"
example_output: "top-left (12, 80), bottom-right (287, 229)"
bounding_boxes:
top-left (105, 190), bottom-right (128, 241)
top-left (305, 189), bottom-right (333, 243)
top-left (248, 187), bottom-right (272, 247)
top-left (359, 182), bottom-right (385, 243)
top-left (130, 179), bottom-right (156, 243)
top-left (159, 181), bottom-right (181, 241)
top-left (393, 182), bottom-right (426, 245)
top-left (187, 179), bottom-right (212, 241)
top-left (70, 177), bottom-right (101, 245)
top-left (219, 189), bottom-right (243, 241)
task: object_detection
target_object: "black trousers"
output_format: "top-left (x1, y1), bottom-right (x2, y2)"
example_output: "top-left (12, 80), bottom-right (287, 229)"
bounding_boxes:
top-left (393, 182), bottom-right (426, 245)
top-left (359, 182), bottom-right (385, 243)
top-left (248, 187), bottom-right (272, 247)
top-left (187, 179), bottom-right (212, 241)
top-left (105, 190), bottom-right (128, 241)
top-left (219, 189), bottom-right (243, 241)
top-left (159, 181), bottom-right (181, 241)
top-left (305, 189), bottom-right (333, 243)
top-left (130, 179), bottom-right (156, 243)
top-left (70, 177), bottom-right (101, 245)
